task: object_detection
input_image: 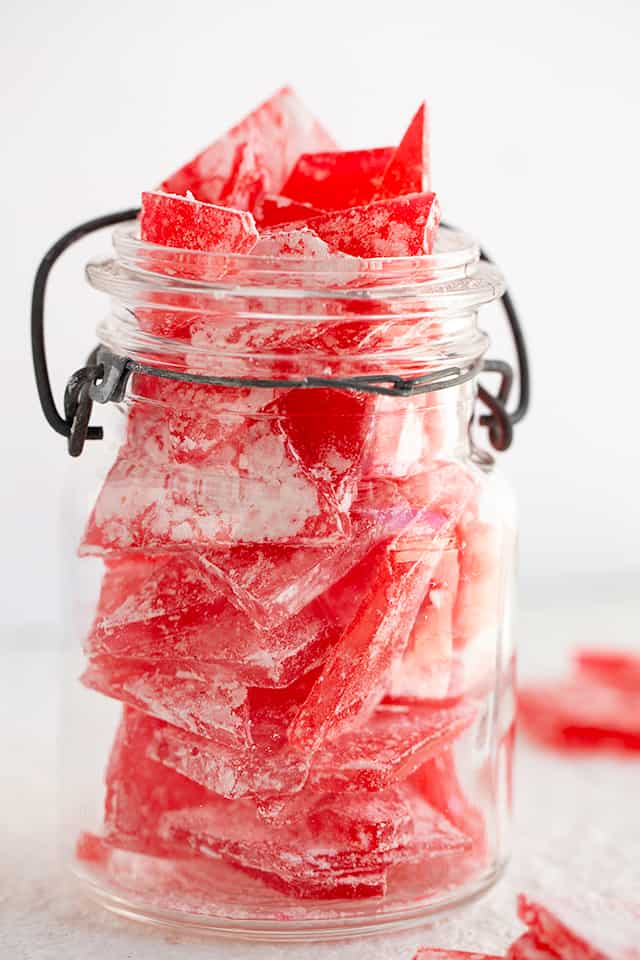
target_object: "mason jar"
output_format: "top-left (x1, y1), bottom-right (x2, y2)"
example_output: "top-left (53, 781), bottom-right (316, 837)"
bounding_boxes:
top-left (56, 221), bottom-right (518, 940)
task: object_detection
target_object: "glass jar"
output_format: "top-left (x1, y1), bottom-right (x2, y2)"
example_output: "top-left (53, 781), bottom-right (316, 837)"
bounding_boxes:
top-left (59, 223), bottom-right (517, 940)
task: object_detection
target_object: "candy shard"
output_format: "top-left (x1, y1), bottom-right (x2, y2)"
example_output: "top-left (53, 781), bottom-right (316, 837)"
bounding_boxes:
top-left (574, 649), bottom-right (640, 693)
top-left (104, 707), bottom-right (208, 856)
top-left (81, 654), bottom-right (251, 743)
top-left (390, 548), bottom-right (459, 700)
top-left (160, 86), bottom-right (337, 207)
top-left (287, 544), bottom-right (439, 752)
top-left (250, 227), bottom-right (363, 283)
top-left (280, 147), bottom-right (394, 210)
top-left (518, 678), bottom-right (640, 753)
top-left (517, 892), bottom-right (640, 960)
top-left (378, 102), bottom-right (431, 199)
top-left (255, 194), bottom-right (325, 228)
top-left (507, 933), bottom-right (558, 959)
top-left (85, 553), bottom-right (345, 689)
top-left (140, 191), bottom-right (258, 254)
top-left (306, 192), bottom-right (440, 258)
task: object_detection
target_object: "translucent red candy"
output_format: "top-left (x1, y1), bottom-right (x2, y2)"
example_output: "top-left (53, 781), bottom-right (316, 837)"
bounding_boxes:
top-left (85, 553), bottom-right (353, 688)
top-left (507, 934), bottom-right (558, 959)
top-left (255, 194), bottom-right (324, 228)
top-left (518, 678), bottom-right (640, 753)
top-left (280, 147), bottom-right (394, 210)
top-left (288, 544), bottom-right (443, 752)
top-left (140, 190), bottom-right (258, 254)
top-left (159, 781), bottom-right (470, 901)
top-left (160, 86), bottom-right (337, 208)
top-left (307, 192), bottom-right (441, 257)
top-left (81, 654), bottom-right (251, 743)
top-left (104, 707), bottom-right (208, 856)
top-left (390, 548), bottom-right (459, 700)
top-left (378, 103), bottom-right (431, 198)
top-left (516, 892), bottom-right (640, 960)
top-left (149, 699), bottom-right (475, 801)
top-left (574, 649), bottom-right (640, 693)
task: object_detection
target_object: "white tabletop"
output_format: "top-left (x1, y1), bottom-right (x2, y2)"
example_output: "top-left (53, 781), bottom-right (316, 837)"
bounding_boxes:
top-left (2, 582), bottom-right (639, 959)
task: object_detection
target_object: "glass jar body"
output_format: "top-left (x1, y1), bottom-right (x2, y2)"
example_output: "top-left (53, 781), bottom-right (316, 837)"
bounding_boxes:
top-left (60, 231), bottom-right (517, 939)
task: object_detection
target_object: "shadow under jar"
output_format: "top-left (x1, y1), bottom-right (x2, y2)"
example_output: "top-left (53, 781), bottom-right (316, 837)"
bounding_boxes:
top-left (61, 224), bottom-right (517, 941)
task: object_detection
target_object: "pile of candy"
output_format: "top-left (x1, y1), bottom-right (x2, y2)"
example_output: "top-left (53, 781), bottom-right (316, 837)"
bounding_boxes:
top-left (76, 87), bottom-right (510, 912)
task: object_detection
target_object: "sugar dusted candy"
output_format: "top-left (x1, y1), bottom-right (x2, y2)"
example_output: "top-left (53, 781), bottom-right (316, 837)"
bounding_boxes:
top-left (507, 934), bottom-right (558, 959)
top-left (378, 102), bottom-right (431, 198)
top-left (307, 192), bottom-right (441, 257)
top-left (516, 892), bottom-right (640, 960)
top-left (140, 191), bottom-right (258, 255)
top-left (255, 194), bottom-right (324, 228)
top-left (280, 147), bottom-right (394, 210)
top-left (160, 86), bottom-right (337, 207)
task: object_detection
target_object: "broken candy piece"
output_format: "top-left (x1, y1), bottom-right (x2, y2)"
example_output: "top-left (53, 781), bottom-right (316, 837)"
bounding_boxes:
top-left (517, 892), bottom-right (640, 960)
top-left (104, 707), bottom-right (208, 856)
top-left (309, 700), bottom-right (477, 794)
top-left (140, 191), bottom-right (258, 254)
top-left (507, 934), bottom-right (558, 960)
top-left (410, 746), bottom-right (486, 851)
top-left (574, 649), bottom-right (640, 693)
top-left (81, 654), bottom-right (251, 744)
top-left (85, 552), bottom-right (346, 689)
top-left (79, 409), bottom-right (348, 553)
top-left (453, 517), bottom-right (503, 648)
top-left (378, 102), bottom-right (431, 199)
top-left (306, 192), bottom-right (440, 257)
top-left (255, 194), bottom-right (324, 228)
top-left (287, 543), bottom-right (439, 752)
top-left (197, 530), bottom-right (376, 629)
top-left (160, 86), bottom-right (337, 206)
top-left (75, 831), bottom-right (110, 866)
top-left (280, 147), bottom-right (393, 211)
top-left (518, 679), bottom-right (640, 753)
top-left (414, 952), bottom-right (504, 960)
top-left (390, 548), bottom-right (459, 700)
top-left (160, 784), bottom-right (469, 901)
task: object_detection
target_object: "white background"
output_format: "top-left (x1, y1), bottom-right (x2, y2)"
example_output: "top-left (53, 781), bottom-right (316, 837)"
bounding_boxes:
top-left (2, 0), bottom-right (639, 626)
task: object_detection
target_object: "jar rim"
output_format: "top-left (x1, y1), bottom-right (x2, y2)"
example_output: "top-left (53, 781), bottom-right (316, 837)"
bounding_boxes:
top-left (86, 224), bottom-right (505, 310)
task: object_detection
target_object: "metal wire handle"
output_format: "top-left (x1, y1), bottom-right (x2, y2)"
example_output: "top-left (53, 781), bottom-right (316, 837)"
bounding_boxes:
top-left (31, 209), bottom-right (530, 456)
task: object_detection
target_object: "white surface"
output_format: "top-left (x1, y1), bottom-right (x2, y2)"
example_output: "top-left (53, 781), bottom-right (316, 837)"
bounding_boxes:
top-left (2, 0), bottom-right (640, 626)
top-left (2, 587), bottom-right (639, 959)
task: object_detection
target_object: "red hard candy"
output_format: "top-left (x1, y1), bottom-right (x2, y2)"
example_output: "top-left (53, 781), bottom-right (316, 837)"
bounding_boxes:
top-left (288, 543), bottom-right (442, 752)
top-left (378, 103), bottom-right (431, 199)
top-left (306, 192), bottom-right (440, 257)
top-left (80, 412), bottom-right (347, 552)
top-left (507, 934), bottom-right (557, 959)
top-left (390, 548), bottom-right (459, 700)
top-left (103, 707), bottom-right (207, 856)
top-left (574, 649), bottom-right (640, 693)
top-left (255, 194), bottom-right (324, 228)
top-left (85, 549), bottom-right (365, 688)
top-left (453, 517), bottom-right (503, 648)
top-left (517, 892), bottom-right (640, 960)
top-left (518, 678), bottom-right (640, 753)
top-left (160, 86), bottom-right (337, 208)
top-left (150, 698), bottom-right (475, 801)
top-left (280, 147), bottom-right (393, 211)
top-left (140, 190), bottom-right (258, 255)
top-left (81, 654), bottom-right (251, 744)
top-left (159, 783), bottom-right (469, 901)
top-left (410, 746), bottom-right (486, 851)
